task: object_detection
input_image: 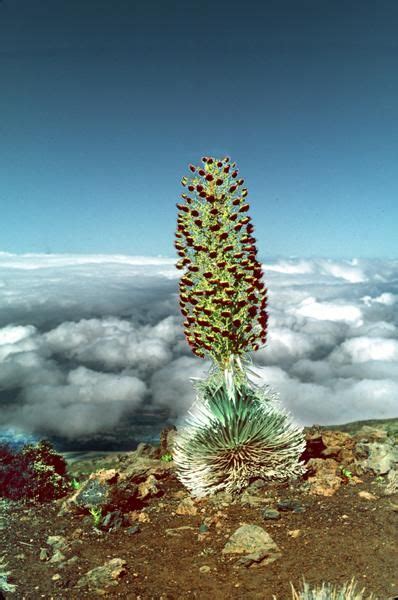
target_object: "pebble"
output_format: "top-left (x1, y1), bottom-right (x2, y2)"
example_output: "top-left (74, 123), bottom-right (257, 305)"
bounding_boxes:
top-left (262, 508), bottom-right (281, 521)
top-left (277, 499), bottom-right (305, 513)
top-left (199, 565), bottom-right (211, 573)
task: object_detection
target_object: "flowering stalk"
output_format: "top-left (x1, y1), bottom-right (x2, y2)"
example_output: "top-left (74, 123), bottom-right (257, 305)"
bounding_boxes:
top-left (176, 156), bottom-right (268, 379)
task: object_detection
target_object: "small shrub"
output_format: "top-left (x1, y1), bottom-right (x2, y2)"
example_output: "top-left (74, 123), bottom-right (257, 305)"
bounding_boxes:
top-left (272, 577), bottom-right (377, 600)
top-left (173, 369), bottom-right (306, 497)
top-left (0, 440), bottom-right (70, 502)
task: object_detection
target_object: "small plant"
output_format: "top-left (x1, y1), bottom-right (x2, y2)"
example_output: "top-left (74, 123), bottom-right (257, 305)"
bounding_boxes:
top-left (272, 576), bottom-right (376, 600)
top-left (340, 466), bottom-right (353, 479)
top-left (89, 506), bottom-right (103, 527)
top-left (0, 554), bottom-right (16, 593)
top-left (160, 453), bottom-right (173, 462)
top-left (71, 477), bottom-right (81, 490)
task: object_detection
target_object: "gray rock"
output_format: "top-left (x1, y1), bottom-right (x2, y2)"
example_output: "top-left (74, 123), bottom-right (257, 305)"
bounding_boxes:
top-left (47, 535), bottom-right (68, 551)
top-left (277, 499), bottom-right (305, 513)
top-left (101, 510), bottom-right (128, 531)
top-left (49, 549), bottom-right (66, 564)
top-left (76, 557), bottom-right (127, 589)
top-left (262, 508), bottom-right (281, 521)
top-left (355, 440), bottom-right (398, 475)
top-left (126, 525), bottom-right (140, 535)
top-left (222, 523), bottom-right (281, 567)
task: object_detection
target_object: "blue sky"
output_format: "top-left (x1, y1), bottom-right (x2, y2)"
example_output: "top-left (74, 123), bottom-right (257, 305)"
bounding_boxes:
top-left (1, 0), bottom-right (397, 259)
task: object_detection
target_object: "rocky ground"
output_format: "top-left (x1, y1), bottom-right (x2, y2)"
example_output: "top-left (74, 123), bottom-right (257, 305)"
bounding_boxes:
top-left (1, 422), bottom-right (398, 600)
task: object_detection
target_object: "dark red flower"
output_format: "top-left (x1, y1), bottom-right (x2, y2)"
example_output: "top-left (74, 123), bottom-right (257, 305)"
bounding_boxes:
top-left (189, 265), bottom-right (199, 272)
top-left (223, 165), bottom-right (230, 173)
top-left (216, 178), bottom-right (223, 186)
top-left (212, 325), bottom-right (221, 333)
top-left (221, 331), bottom-right (229, 338)
top-left (203, 272), bottom-right (213, 278)
top-left (244, 325), bottom-right (252, 332)
top-left (229, 184), bottom-right (238, 193)
top-left (177, 250), bottom-right (185, 257)
top-left (196, 184), bottom-right (204, 192)
top-left (206, 174), bottom-right (214, 181)
top-left (223, 156), bottom-right (230, 163)
top-left (248, 293), bottom-right (257, 302)
top-left (241, 216), bottom-right (251, 224)
top-left (210, 223), bottom-right (221, 232)
top-left (207, 158), bottom-right (214, 164)
top-left (232, 198), bottom-right (241, 206)
top-left (202, 157), bottom-right (208, 162)
top-left (206, 195), bottom-right (216, 203)
top-left (198, 169), bottom-right (206, 176)
top-left (233, 222), bottom-right (243, 231)
top-left (188, 185), bottom-right (195, 192)
top-left (231, 170), bottom-right (238, 178)
top-left (225, 289), bottom-right (235, 297)
top-left (227, 265), bottom-right (237, 273)
top-left (238, 204), bottom-right (250, 213)
top-left (194, 219), bottom-right (203, 227)
top-left (197, 319), bottom-right (210, 327)
top-left (248, 306), bottom-right (257, 317)
top-left (189, 164), bottom-right (196, 172)
top-left (221, 310), bottom-right (231, 318)
top-left (199, 191), bottom-right (207, 198)
top-left (237, 300), bottom-right (246, 308)
top-left (219, 232), bottom-right (228, 241)
top-left (229, 213), bottom-right (238, 221)
top-left (206, 335), bottom-right (215, 342)
top-left (220, 281), bottom-right (230, 288)
top-left (233, 319), bottom-right (241, 327)
top-left (210, 208), bottom-right (219, 216)
top-left (193, 245), bottom-right (204, 251)
top-left (191, 209), bottom-right (199, 217)
top-left (223, 245), bottom-right (234, 252)
top-left (176, 263), bottom-right (184, 270)
top-left (234, 252), bottom-right (244, 259)
top-left (217, 161), bottom-right (223, 167)
top-left (203, 308), bottom-right (213, 316)
top-left (217, 261), bottom-right (227, 268)
top-left (209, 251), bottom-right (218, 258)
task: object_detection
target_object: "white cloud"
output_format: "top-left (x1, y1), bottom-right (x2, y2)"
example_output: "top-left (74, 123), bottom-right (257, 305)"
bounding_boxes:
top-left (294, 297), bottom-right (363, 325)
top-left (0, 252), bottom-right (397, 443)
top-left (334, 337), bottom-right (398, 363)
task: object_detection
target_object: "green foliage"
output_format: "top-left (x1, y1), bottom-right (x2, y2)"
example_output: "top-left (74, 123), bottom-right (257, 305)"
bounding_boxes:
top-left (0, 555), bottom-right (17, 593)
top-left (340, 466), bottom-right (353, 479)
top-left (0, 440), bottom-right (70, 502)
top-left (160, 453), bottom-right (173, 462)
top-left (173, 369), bottom-right (306, 497)
top-left (274, 577), bottom-right (377, 600)
top-left (89, 506), bottom-right (102, 527)
top-left (71, 477), bottom-right (81, 490)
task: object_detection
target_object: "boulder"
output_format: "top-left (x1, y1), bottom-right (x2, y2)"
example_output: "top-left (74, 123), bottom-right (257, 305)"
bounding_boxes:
top-left (76, 558), bottom-right (127, 590)
top-left (354, 440), bottom-right (398, 475)
top-left (306, 458), bottom-right (342, 496)
top-left (222, 524), bottom-right (281, 567)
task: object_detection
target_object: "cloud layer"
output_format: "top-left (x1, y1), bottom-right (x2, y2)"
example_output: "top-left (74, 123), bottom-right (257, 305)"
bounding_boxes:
top-left (0, 252), bottom-right (397, 444)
